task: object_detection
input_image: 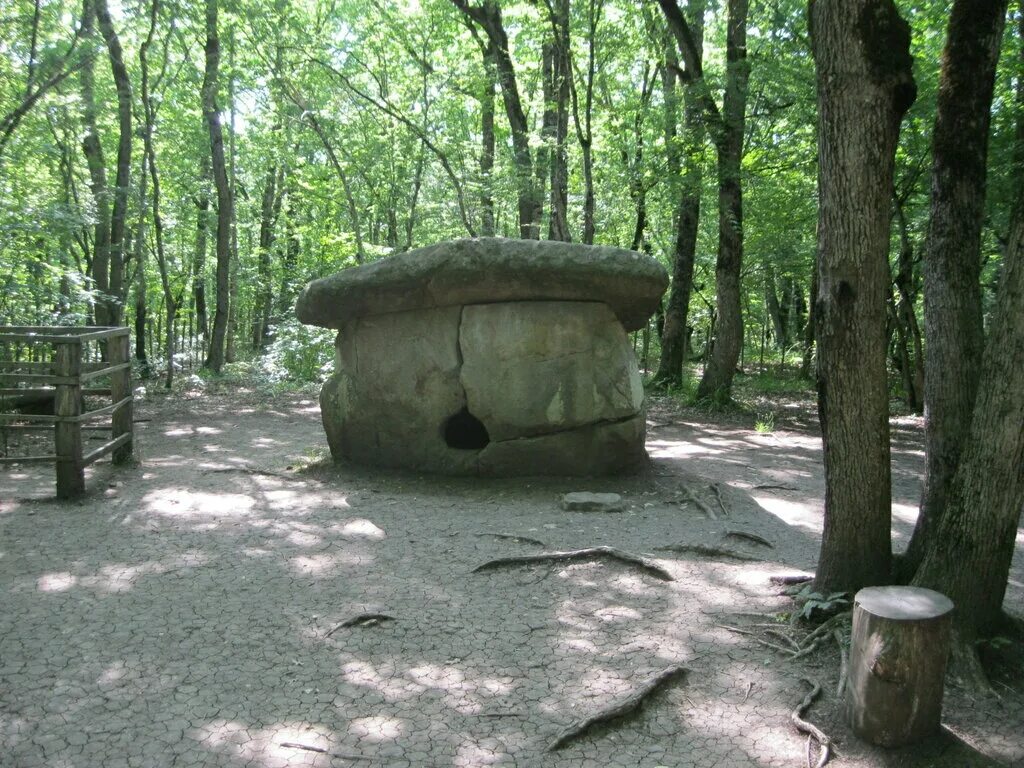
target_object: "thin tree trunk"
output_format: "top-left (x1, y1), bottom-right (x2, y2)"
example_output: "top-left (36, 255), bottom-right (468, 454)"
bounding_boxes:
top-left (452, 0), bottom-right (540, 238)
top-left (904, 0), bottom-right (1009, 577)
top-left (225, 31), bottom-right (239, 364)
top-left (893, 194), bottom-right (924, 412)
top-left (546, 0), bottom-right (571, 242)
top-left (799, 264), bottom-right (817, 379)
top-left (94, 0), bottom-right (131, 326)
top-left (193, 156), bottom-right (210, 347)
top-left (764, 262), bottom-right (785, 349)
top-left (79, 0), bottom-right (110, 326)
top-left (652, 3), bottom-right (704, 389)
top-left (253, 166), bottom-right (279, 349)
top-left (479, 40), bottom-right (496, 237)
top-left (202, 0), bottom-right (233, 373)
top-left (133, 135), bottom-right (149, 377)
top-left (695, 0), bottom-right (749, 402)
top-left (809, 0), bottom-right (916, 594)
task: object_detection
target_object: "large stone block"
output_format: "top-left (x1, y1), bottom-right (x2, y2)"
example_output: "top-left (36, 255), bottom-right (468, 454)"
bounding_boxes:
top-left (459, 302), bottom-right (643, 441)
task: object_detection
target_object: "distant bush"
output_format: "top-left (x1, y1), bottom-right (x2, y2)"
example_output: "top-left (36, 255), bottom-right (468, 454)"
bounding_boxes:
top-left (259, 318), bottom-right (335, 383)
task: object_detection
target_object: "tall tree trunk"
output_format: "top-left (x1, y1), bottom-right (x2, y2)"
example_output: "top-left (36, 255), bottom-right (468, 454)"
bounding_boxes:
top-left (202, 0), bottom-right (233, 373)
top-left (79, 0), bottom-right (110, 326)
top-left (452, 0), bottom-right (540, 238)
top-left (808, 0), bottom-right (916, 594)
top-left (546, 0), bottom-right (571, 242)
top-left (193, 156), bottom-right (210, 348)
top-left (140, 0), bottom-right (175, 388)
top-left (253, 166), bottom-right (279, 349)
top-left (903, 0), bottom-right (1009, 576)
top-left (799, 265), bottom-right (817, 379)
top-left (568, 0), bottom-right (600, 244)
top-left (652, 3), bottom-right (705, 389)
top-left (133, 133), bottom-right (149, 377)
top-left (892, 193), bottom-right (924, 412)
top-left (479, 39), bottom-right (496, 237)
top-left (695, 0), bottom-right (749, 402)
top-left (94, 0), bottom-right (131, 326)
top-left (764, 262), bottom-right (785, 350)
top-left (225, 31), bottom-right (239, 364)
top-left (912, 200), bottom-right (1024, 643)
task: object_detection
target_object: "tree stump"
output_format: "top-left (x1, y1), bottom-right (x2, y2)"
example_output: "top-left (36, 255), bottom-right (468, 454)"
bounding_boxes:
top-left (845, 585), bottom-right (954, 747)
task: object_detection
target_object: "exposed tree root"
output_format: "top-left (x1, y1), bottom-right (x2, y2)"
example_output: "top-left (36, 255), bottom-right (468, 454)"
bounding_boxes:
top-left (717, 624), bottom-right (795, 655)
top-left (473, 546), bottom-right (674, 581)
top-left (655, 543), bottom-right (761, 562)
top-left (474, 532), bottom-right (546, 547)
top-left (724, 529), bottom-right (774, 548)
top-left (547, 665), bottom-right (689, 751)
top-left (203, 465), bottom-right (296, 480)
top-left (280, 741), bottom-right (369, 760)
top-left (677, 485), bottom-right (718, 520)
top-left (790, 678), bottom-right (831, 768)
top-left (326, 613), bottom-right (394, 637)
top-left (834, 629), bottom-right (848, 699)
top-left (710, 483), bottom-right (729, 516)
top-left (754, 484), bottom-right (798, 491)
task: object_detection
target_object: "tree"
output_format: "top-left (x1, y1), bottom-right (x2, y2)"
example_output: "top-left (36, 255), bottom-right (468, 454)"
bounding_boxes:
top-left (658, 0), bottom-right (750, 402)
top-left (202, 0), bottom-right (234, 373)
top-left (808, 0), bottom-right (916, 593)
top-left (902, 0), bottom-right (1010, 577)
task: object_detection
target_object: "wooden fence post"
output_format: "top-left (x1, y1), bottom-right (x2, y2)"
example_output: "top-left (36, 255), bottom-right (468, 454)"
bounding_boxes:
top-left (54, 341), bottom-right (84, 498)
top-left (110, 330), bottom-right (133, 463)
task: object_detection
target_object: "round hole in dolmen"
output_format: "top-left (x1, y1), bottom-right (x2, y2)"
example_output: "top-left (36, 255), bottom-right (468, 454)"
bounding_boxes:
top-left (443, 408), bottom-right (490, 450)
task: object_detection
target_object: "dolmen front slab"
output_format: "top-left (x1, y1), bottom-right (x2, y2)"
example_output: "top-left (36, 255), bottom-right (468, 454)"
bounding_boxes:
top-left (296, 237), bottom-right (668, 476)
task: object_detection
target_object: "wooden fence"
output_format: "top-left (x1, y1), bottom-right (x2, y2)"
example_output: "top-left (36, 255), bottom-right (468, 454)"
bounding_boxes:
top-left (0, 326), bottom-right (134, 498)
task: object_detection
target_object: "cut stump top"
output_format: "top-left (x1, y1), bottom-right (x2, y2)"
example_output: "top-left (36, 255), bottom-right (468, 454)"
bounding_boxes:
top-left (854, 586), bottom-right (954, 621)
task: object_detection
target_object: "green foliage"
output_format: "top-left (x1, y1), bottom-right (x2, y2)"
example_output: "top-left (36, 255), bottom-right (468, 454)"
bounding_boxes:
top-left (793, 585), bottom-right (851, 621)
top-left (259, 319), bottom-right (335, 384)
top-left (754, 411), bottom-right (775, 433)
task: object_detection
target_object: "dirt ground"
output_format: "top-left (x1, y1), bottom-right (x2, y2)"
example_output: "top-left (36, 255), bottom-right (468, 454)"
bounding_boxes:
top-left (1, 381), bottom-right (1022, 768)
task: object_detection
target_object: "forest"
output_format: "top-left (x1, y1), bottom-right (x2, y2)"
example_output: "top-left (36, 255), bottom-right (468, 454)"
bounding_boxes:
top-left (1, 0), bottom-right (1024, 763)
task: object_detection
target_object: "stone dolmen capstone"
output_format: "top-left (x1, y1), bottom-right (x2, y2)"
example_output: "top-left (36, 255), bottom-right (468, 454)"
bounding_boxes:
top-left (296, 237), bottom-right (668, 475)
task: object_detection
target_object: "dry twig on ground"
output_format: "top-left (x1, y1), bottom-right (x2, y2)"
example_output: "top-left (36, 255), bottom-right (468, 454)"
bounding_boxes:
top-left (472, 546), bottom-right (674, 582)
top-left (548, 665), bottom-right (689, 751)
top-left (790, 678), bottom-right (831, 768)
top-left (279, 741), bottom-right (370, 760)
top-left (474, 532), bottom-right (546, 547)
top-left (710, 483), bottom-right (729, 516)
top-left (834, 629), bottom-right (848, 699)
top-left (325, 613), bottom-right (394, 637)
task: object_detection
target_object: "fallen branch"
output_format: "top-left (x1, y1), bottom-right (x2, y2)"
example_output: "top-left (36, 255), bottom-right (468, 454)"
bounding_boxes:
top-left (474, 532), bottom-right (546, 547)
top-left (790, 678), bottom-right (831, 768)
top-left (472, 546), bottom-right (673, 582)
top-left (279, 741), bottom-right (370, 760)
top-left (678, 485), bottom-right (717, 520)
top-left (769, 574), bottom-right (813, 586)
top-left (655, 543), bottom-right (761, 562)
top-left (326, 613), bottom-right (394, 637)
top-left (724, 530), bottom-right (774, 548)
top-left (548, 665), bottom-right (689, 751)
top-left (710, 483), bottom-right (729, 517)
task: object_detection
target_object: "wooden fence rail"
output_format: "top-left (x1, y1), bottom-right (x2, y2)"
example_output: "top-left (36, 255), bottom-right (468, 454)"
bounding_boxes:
top-left (0, 326), bottom-right (134, 498)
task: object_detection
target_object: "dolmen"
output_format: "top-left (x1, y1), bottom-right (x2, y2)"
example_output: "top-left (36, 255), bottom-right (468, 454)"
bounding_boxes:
top-left (296, 237), bottom-right (668, 475)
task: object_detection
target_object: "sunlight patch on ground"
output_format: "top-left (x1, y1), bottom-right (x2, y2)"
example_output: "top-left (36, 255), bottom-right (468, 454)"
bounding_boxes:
top-left (332, 518), bottom-right (386, 539)
top-left (144, 488), bottom-right (256, 519)
top-left (289, 550), bottom-right (370, 575)
top-left (647, 439), bottom-right (725, 458)
top-left (36, 571), bottom-right (76, 592)
top-left (751, 495), bottom-right (821, 531)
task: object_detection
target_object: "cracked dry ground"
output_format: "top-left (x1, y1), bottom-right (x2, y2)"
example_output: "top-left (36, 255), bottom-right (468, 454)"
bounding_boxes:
top-left (2, 387), bottom-right (1022, 768)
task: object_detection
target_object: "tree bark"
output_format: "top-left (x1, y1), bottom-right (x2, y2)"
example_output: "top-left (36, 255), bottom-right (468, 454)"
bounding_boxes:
top-left (193, 156), bottom-right (210, 348)
top-left (94, 0), bottom-right (131, 326)
top-left (904, 0), bottom-right (1009, 576)
top-left (479, 39), bottom-right (497, 237)
top-left (202, 0), bottom-right (234, 373)
top-left (809, 0), bottom-right (916, 593)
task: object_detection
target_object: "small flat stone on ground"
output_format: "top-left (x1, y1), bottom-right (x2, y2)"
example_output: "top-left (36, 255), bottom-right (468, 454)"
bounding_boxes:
top-left (561, 492), bottom-right (624, 512)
